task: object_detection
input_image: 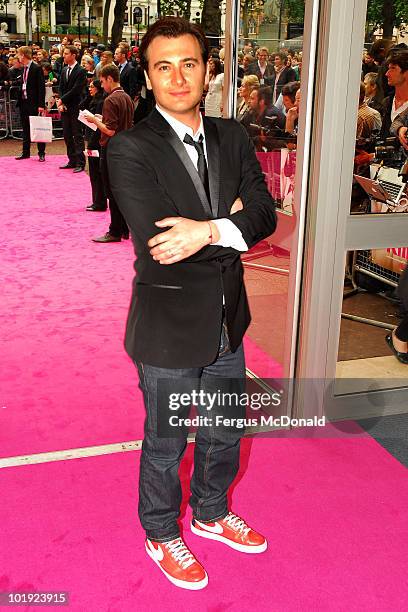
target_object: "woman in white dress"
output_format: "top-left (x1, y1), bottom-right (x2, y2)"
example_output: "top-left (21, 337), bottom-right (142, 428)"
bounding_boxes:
top-left (204, 57), bottom-right (224, 117)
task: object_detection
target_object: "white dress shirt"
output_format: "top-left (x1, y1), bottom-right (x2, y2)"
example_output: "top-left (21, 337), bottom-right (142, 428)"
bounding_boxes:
top-left (155, 105), bottom-right (248, 251)
top-left (66, 61), bottom-right (77, 80)
top-left (391, 98), bottom-right (408, 122)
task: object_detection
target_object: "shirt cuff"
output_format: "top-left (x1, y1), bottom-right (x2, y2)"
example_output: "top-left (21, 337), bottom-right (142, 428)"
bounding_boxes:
top-left (211, 218), bottom-right (248, 252)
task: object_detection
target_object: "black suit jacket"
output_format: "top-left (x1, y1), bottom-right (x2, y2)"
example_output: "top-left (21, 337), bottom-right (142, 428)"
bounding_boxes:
top-left (246, 61), bottom-right (275, 84)
top-left (119, 62), bottom-right (138, 99)
top-left (59, 63), bottom-right (87, 109)
top-left (17, 61), bottom-right (45, 112)
top-left (107, 109), bottom-right (277, 368)
top-left (268, 66), bottom-right (297, 99)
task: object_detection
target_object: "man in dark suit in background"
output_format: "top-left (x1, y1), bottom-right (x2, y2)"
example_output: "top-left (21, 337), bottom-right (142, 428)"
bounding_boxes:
top-left (15, 46), bottom-right (46, 161)
top-left (268, 51), bottom-right (297, 104)
top-left (114, 46), bottom-right (138, 99)
top-left (108, 18), bottom-right (276, 590)
top-left (246, 46), bottom-right (275, 85)
top-left (57, 45), bottom-right (87, 172)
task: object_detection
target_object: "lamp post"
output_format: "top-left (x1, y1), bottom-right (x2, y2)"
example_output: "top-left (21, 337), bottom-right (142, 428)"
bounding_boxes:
top-left (130, 0), bottom-right (133, 44)
top-left (133, 6), bottom-right (142, 45)
top-left (85, 0), bottom-right (93, 48)
top-left (75, 0), bottom-right (82, 39)
top-left (277, 0), bottom-right (285, 44)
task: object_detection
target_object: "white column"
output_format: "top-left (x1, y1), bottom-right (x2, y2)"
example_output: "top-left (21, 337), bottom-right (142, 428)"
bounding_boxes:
top-left (50, 1), bottom-right (56, 33)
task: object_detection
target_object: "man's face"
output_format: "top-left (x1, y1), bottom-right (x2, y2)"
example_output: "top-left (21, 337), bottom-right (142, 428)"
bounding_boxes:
top-left (242, 56), bottom-right (250, 70)
top-left (257, 51), bottom-right (268, 65)
top-left (294, 89), bottom-right (301, 109)
top-left (74, 41), bottom-right (82, 51)
top-left (17, 52), bottom-right (28, 66)
top-left (144, 34), bottom-right (206, 120)
top-left (63, 49), bottom-right (75, 65)
top-left (363, 75), bottom-right (375, 97)
top-left (274, 55), bottom-right (283, 69)
top-left (282, 94), bottom-right (294, 112)
top-left (249, 89), bottom-right (259, 111)
top-left (100, 75), bottom-right (112, 94)
top-left (114, 48), bottom-right (125, 64)
top-left (386, 63), bottom-right (406, 88)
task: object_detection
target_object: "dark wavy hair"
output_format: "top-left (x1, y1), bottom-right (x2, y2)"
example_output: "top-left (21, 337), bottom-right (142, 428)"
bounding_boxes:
top-left (139, 17), bottom-right (209, 74)
top-left (386, 48), bottom-right (408, 73)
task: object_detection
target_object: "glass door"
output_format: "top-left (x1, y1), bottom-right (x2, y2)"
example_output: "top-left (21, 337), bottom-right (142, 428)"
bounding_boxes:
top-left (223, 0), bottom-right (320, 404)
top-left (293, 0), bottom-right (408, 421)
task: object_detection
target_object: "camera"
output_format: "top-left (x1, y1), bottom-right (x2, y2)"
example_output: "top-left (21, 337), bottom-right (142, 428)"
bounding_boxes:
top-left (356, 131), bottom-right (404, 167)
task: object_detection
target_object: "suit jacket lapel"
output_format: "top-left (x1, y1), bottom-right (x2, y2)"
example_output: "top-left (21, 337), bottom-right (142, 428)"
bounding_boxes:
top-left (146, 109), bottom-right (213, 218)
top-left (67, 64), bottom-right (77, 83)
top-left (203, 118), bottom-right (220, 217)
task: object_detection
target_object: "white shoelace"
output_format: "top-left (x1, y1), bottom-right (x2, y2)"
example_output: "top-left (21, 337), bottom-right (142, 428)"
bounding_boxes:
top-left (165, 538), bottom-right (195, 569)
top-left (224, 512), bottom-right (251, 536)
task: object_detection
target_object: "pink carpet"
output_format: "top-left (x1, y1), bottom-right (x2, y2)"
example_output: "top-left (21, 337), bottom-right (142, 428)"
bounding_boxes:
top-left (1, 436), bottom-right (408, 610)
top-left (1, 155), bottom-right (142, 458)
top-left (0, 155), bottom-right (282, 458)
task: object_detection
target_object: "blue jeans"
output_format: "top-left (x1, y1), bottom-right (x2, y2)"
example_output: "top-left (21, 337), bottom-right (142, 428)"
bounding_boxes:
top-left (135, 342), bottom-right (246, 542)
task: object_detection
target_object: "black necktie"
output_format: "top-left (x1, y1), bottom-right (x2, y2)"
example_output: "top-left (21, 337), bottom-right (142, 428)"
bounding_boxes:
top-left (183, 133), bottom-right (210, 204)
top-left (67, 67), bottom-right (71, 80)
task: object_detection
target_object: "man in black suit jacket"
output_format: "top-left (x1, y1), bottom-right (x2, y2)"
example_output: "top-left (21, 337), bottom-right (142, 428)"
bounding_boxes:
top-left (114, 46), bottom-right (138, 99)
top-left (246, 46), bottom-right (275, 85)
top-left (268, 52), bottom-right (297, 104)
top-left (15, 46), bottom-right (46, 161)
top-left (108, 18), bottom-right (276, 590)
top-left (57, 45), bottom-right (87, 172)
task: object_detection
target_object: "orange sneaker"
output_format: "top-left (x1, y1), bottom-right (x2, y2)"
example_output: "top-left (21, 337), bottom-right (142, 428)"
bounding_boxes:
top-left (145, 537), bottom-right (208, 590)
top-left (191, 512), bottom-right (267, 554)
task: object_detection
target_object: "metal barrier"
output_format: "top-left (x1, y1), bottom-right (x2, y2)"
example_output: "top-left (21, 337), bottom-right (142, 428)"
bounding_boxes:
top-left (0, 85), bottom-right (64, 141)
top-left (354, 249), bottom-right (404, 288)
top-left (48, 85), bottom-right (63, 140)
top-left (0, 86), bottom-right (8, 139)
top-left (8, 86), bottom-right (23, 139)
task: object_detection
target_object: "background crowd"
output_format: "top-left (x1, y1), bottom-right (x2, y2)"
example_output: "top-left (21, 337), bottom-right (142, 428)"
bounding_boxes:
top-left (1, 34), bottom-right (407, 206)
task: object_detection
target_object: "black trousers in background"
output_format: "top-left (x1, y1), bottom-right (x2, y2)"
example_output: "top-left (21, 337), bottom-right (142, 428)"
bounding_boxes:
top-left (61, 108), bottom-right (85, 168)
top-left (395, 316), bottom-right (408, 342)
top-left (88, 155), bottom-right (107, 210)
top-left (396, 266), bottom-right (408, 342)
top-left (20, 102), bottom-right (45, 157)
top-left (100, 146), bottom-right (128, 237)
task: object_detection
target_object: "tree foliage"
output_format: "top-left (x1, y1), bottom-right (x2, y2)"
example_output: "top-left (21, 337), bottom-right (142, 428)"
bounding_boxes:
top-left (367, 0), bottom-right (408, 28)
top-left (0, 0), bottom-right (52, 9)
top-left (201, 0), bottom-right (221, 35)
top-left (285, 0), bottom-right (305, 23)
top-left (161, 0), bottom-right (191, 19)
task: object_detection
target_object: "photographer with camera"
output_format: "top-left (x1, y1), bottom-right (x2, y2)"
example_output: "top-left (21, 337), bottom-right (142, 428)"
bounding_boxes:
top-left (241, 86), bottom-right (285, 151)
